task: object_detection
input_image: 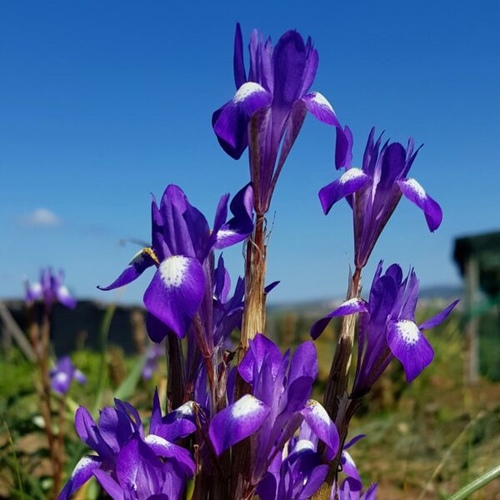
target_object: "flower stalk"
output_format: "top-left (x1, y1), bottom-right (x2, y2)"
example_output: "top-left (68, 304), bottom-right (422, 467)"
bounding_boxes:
top-left (240, 212), bottom-right (267, 356)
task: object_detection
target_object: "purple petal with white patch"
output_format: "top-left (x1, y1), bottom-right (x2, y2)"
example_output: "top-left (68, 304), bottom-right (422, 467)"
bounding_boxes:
top-left (215, 183), bottom-right (254, 249)
top-left (209, 394), bottom-right (270, 455)
top-left (302, 92), bottom-right (340, 126)
top-left (144, 255), bottom-right (205, 338)
top-left (213, 82), bottom-right (272, 159)
top-left (57, 456), bottom-right (102, 500)
top-left (398, 177), bottom-right (443, 231)
top-left (310, 298), bottom-right (368, 340)
top-left (302, 400), bottom-right (339, 460)
top-left (387, 319), bottom-right (434, 382)
top-left (319, 169), bottom-right (370, 215)
top-left (320, 127), bottom-right (444, 269)
top-left (214, 24), bottom-right (341, 215)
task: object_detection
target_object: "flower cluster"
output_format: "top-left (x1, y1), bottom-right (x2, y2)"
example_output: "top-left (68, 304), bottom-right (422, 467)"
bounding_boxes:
top-left (57, 22), bottom-right (458, 500)
top-left (59, 392), bottom-right (196, 499)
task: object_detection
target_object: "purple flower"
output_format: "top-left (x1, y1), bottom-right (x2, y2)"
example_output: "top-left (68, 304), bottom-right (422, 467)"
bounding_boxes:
top-left (145, 253), bottom-right (248, 404)
top-left (50, 356), bottom-right (86, 395)
top-left (319, 127), bottom-right (443, 268)
top-left (99, 184), bottom-right (253, 339)
top-left (256, 401), bottom-right (341, 499)
top-left (311, 262), bottom-right (459, 390)
top-left (208, 335), bottom-right (338, 489)
top-left (58, 392), bottom-right (196, 500)
top-left (25, 268), bottom-right (76, 310)
top-left (213, 23), bottom-right (340, 214)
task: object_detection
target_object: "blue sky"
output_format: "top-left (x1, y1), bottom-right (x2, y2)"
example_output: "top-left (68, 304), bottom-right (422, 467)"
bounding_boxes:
top-left (1, 1), bottom-right (499, 305)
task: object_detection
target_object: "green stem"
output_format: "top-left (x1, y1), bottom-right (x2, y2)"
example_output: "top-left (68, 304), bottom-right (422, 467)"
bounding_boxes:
top-left (448, 465), bottom-right (500, 500)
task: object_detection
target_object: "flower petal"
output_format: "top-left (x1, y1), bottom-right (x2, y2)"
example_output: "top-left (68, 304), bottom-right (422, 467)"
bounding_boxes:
top-left (302, 400), bottom-right (339, 460)
top-left (74, 407), bottom-right (115, 460)
top-left (155, 401), bottom-right (198, 442)
top-left (233, 23), bottom-right (246, 88)
top-left (238, 333), bottom-right (283, 384)
top-left (144, 256), bottom-right (204, 338)
top-left (209, 394), bottom-right (270, 455)
top-left (274, 99), bottom-right (308, 182)
top-left (146, 313), bottom-right (171, 343)
top-left (115, 438), bottom-right (163, 497)
top-left (92, 470), bottom-right (124, 500)
top-left (288, 341), bottom-right (318, 384)
top-left (311, 298), bottom-right (368, 339)
top-left (215, 183), bottom-right (254, 249)
top-left (335, 125), bottom-right (353, 170)
top-left (319, 169), bottom-right (370, 215)
top-left (273, 30), bottom-right (314, 108)
top-left (58, 456), bottom-right (102, 500)
top-left (98, 249), bottom-right (156, 291)
top-left (419, 299), bottom-right (460, 330)
top-left (144, 434), bottom-right (195, 476)
top-left (398, 178), bottom-right (443, 231)
top-left (302, 92), bottom-right (340, 127)
top-left (213, 82), bottom-right (272, 160)
top-left (387, 320), bottom-right (434, 382)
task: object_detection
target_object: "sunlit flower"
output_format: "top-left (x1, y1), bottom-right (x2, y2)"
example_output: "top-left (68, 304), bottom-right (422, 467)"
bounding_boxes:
top-left (58, 391), bottom-right (196, 499)
top-left (319, 127), bottom-right (443, 268)
top-left (99, 184), bottom-right (253, 339)
top-left (213, 23), bottom-right (340, 214)
top-left (311, 262), bottom-right (459, 390)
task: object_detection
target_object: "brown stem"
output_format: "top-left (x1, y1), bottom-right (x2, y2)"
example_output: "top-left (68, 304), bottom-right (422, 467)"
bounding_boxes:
top-left (320, 267), bottom-right (363, 487)
top-left (239, 213), bottom-right (267, 360)
top-left (230, 214), bottom-right (268, 498)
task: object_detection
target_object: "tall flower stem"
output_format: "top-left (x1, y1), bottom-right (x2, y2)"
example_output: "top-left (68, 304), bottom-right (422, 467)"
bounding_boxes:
top-left (239, 213), bottom-right (267, 359)
top-left (321, 267), bottom-right (362, 483)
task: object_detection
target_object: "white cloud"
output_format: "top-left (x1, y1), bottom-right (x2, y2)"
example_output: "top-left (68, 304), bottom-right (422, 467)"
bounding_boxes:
top-left (19, 208), bottom-right (62, 227)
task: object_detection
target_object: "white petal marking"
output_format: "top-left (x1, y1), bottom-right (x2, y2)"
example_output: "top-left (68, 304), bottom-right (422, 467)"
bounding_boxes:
top-left (294, 439), bottom-right (315, 453)
top-left (307, 399), bottom-right (330, 424)
top-left (230, 394), bottom-right (263, 418)
top-left (340, 168), bottom-right (365, 184)
top-left (233, 82), bottom-right (266, 103)
top-left (310, 91), bottom-right (334, 112)
top-left (159, 256), bottom-right (189, 289)
top-left (404, 178), bottom-right (426, 200)
top-left (396, 320), bottom-right (420, 345)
